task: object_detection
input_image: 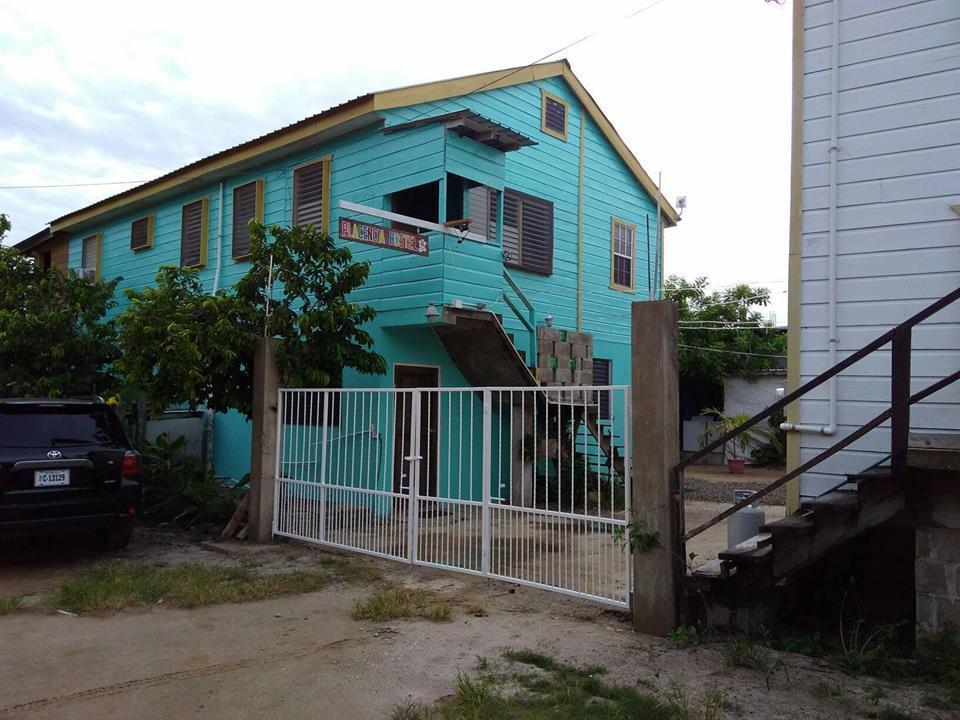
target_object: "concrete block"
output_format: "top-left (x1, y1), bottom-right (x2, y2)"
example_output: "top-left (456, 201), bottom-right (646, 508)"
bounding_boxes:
top-left (555, 368), bottom-right (572, 384)
top-left (917, 559), bottom-right (948, 596)
top-left (571, 343), bottom-right (589, 359)
top-left (537, 341), bottom-right (554, 359)
top-left (574, 370), bottom-right (594, 385)
top-left (538, 368), bottom-right (554, 384)
top-left (567, 331), bottom-right (591, 345)
top-left (917, 528), bottom-right (933, 559)
top-left (538, 327), bottom-right (560, 341)
top-left (917, 592), bottom-right (939, 633)
top-left (537, 350), bottom-right (554, 368)
top-left (553, 343), bottom-right (571, 359)
top-left (932, 528), bottom-right (960, 562)
top-left (579, 358), bottom-right (593, 373)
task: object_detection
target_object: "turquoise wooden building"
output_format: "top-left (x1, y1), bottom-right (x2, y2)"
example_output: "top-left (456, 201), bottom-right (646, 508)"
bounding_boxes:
top-left (32, 60), bottom-right (678, 483)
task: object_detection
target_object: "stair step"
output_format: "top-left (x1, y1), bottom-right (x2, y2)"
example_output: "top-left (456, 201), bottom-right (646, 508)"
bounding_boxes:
top-left (761, 513), bottom-right (816, 537)
top-left (690, 557), bottom-right (734, 581)
top-left (801, 490), bottom-right (860, 514)
top-left (718, 533), bottom-right (773, 564)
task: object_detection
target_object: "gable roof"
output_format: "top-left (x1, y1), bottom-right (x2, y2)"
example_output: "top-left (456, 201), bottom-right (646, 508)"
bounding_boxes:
top-left (50, 59), bottom-right (678, 232)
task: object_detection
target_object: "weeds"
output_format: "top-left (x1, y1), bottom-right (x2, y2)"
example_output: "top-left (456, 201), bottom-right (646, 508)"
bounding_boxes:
top-left (351, 584), bottom-right (452, 623)
top-left (667, 624), bottom-right (703, 649)
top-left (55, 559), bottom-right (360, 613)
top-left (724, 633), bottom-right (787, 690)
top-left (0, 594), bottom-right (24, 615)
top-left (390, 650), bottom-right (732, 719)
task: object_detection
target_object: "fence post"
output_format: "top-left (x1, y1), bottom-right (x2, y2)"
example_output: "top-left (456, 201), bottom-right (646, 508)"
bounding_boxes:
top-left (890, 328), bottom-right (912, 481)
top-left (248, 337), bottom-right (280, 543)
top-left (630, 300), bottom-right (681, 636)
top-left (481, 389), bottom-right (493, 575)
top-left (317, 392), bottom-right (330, 543)
top-left (407, 390), bottom-right (422, 564)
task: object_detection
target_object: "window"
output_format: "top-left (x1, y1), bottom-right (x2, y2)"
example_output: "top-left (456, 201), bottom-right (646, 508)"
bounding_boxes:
top-left (130, 216), bottom-right (154, 251)
top-left (232, 180), bottom-right (264, 259)
top-left (292, 157), bottom-right (330, 232)
top-left (593, 358), bottom-right (612, 420)
top-left (611, 219), bottom-right (636, 291)
top-left (180, 198), bottom-right (209, 268)
top-left (81, 233), bottom-right (101, 279)
top-left (391, 181), bottom-right (439, 232)
top-left (503, 189), bottom-right (553, 275)
top-left (41, 251), bottom-right (51, 270)
top-left (541, 90), bottom-right (569, 141)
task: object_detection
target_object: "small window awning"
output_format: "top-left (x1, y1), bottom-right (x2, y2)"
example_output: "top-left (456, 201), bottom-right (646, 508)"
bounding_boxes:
top-left (383, 110), bottom-right (536, 152)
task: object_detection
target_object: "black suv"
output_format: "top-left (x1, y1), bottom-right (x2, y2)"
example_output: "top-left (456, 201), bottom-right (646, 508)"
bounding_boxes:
top-left (0, 398), bottom-right (142, 549)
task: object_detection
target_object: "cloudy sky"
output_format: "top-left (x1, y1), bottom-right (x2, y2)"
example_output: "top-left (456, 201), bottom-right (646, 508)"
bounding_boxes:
top-left (1, 0), bottom-right (792, 320)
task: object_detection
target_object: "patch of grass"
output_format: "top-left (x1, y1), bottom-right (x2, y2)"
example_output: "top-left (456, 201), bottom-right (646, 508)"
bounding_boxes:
top-left (55, 558), bottom-right (362, 614)
top-left (724, 634), bottom-right (787, 689)
top-left (351, 584), bottom-right (452, 623)
top-left (666, 624), bottom-right (703, 649)
top-left (0, 594), bottom-right (24, 615)
top-left (392, 650), bottom-right (730, 719)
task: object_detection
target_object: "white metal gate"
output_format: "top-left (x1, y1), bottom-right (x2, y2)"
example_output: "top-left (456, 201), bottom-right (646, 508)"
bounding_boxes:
top-left (273, 386), bottom-right (631, 607)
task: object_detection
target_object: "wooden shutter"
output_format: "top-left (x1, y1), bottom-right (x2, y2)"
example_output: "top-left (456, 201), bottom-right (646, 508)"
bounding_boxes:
top-left (180, 198), bottom-right (208, 267)
top-left (130, 216), bottom-right (153, 251)
top-left (542, 92), bottom-right (568, 140)
top-left (467, 186), bottom-right (497, 241)
top-left (81, 234), bottom-right (100, 275)
top-left (232, 180), bottom-right (263, 259)
top-left (293, 159), bottom-right (328, 231)
top-left (503, 189), bottom-right (553, 275)
top-left (594, 358), bottom-right (612, 420)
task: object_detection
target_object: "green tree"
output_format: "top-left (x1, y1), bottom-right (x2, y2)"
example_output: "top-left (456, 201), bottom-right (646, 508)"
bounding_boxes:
top-left (118, 222), bottom-right (386, 417)
top-left (0, 246), bottom-right (120, 396)
top-left (664, 275), bottom-right (786, 386)
top-left (0, 214), bottom-right (10, 242)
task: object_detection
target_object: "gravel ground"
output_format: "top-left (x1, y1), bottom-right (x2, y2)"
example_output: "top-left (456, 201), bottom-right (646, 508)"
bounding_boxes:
top-left (682, 473), bottom-right (787, 506)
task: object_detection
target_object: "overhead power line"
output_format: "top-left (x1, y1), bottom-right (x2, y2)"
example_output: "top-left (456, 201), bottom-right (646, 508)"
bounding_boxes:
top-left (0, 180), bottom-right (147, 190)
top-left (679, 344), bottom-right (786, 359)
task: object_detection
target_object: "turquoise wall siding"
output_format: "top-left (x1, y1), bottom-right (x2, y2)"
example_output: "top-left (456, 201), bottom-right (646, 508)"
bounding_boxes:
top-left (65, 74), bottom-right (661, 480)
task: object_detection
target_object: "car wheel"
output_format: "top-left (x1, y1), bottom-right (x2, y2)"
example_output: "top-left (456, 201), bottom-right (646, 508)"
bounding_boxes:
top-left (97, 522), bottom-right (133, 551)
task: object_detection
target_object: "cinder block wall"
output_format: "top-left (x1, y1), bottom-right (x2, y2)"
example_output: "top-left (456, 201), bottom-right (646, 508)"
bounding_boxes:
top-left (536, 327), bottom-right (593, 386)
top-left (914, 470), bottom-right (960, 636)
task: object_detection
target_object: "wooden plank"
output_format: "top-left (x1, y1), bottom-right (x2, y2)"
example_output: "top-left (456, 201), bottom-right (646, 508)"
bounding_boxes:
top-left (717, 533), bottom-right (772, 562)
top-left (761, 513), bottom-right (816, 537)
top-left (802, 490), bottom-right (860, 514)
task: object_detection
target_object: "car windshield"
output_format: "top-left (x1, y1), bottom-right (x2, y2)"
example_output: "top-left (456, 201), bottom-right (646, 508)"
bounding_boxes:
top-left (0, 405), bottom-right (126, 448)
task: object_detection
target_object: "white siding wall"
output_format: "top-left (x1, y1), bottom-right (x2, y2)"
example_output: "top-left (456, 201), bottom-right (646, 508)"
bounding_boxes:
top-left (798, 0), bottom-right (960, 497)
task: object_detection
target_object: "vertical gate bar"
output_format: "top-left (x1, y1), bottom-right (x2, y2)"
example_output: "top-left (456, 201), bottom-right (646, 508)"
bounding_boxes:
top-left (319, 391), bottom-right (329, 543)
top-left (481, 389), bottom-right (492, 576)
top-left (622, 388), bottom-right (631, 603)
top-left (890, 328), bottom-right (912, 482)
top-left (273, 389), bottom-right (284, 535)
top-left (407, 390), bottom-right (422, 565)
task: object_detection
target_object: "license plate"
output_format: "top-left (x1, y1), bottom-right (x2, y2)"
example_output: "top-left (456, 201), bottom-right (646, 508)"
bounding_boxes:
top-left (35, 469), bottom-right (70, 487)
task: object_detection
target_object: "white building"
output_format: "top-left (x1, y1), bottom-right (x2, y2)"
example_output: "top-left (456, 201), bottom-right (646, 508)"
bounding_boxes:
top-left (787, 0), bottom-right (960, 504)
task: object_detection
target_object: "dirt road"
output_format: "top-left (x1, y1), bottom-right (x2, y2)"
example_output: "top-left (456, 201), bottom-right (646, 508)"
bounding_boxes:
top-left (0, 530), bottom-right (949, 719)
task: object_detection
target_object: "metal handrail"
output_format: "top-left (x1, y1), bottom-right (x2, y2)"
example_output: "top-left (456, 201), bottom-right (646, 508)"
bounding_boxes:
top-left (679, 285), bottom-right (960, 544)
top-left (502, 269), bottom-right (537, 362)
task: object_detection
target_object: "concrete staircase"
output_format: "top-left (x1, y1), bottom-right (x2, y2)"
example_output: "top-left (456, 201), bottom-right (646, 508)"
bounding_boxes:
top-left (689, 468), bottom-right (906, 595)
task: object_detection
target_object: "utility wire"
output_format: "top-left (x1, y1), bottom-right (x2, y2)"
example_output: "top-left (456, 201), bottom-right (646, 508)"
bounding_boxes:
top-left (679, 344), bottom-right (786, 359)
top-left (0, 180), bottom-right (147, 190)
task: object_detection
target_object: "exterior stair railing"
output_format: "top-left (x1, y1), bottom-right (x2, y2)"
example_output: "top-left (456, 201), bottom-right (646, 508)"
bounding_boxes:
top-left (501, 269), bottom-right (537, 366)
top-left (676, 285), bottom-right (960, 551)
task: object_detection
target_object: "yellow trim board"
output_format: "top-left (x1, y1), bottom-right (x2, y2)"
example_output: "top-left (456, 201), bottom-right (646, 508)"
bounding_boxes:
top-left (51, 60), bottom-right (677, 233)
top-left (785, 0), bottom-right (805, 514)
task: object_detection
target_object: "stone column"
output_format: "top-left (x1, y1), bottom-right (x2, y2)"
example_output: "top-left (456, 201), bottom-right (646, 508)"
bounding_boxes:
top-left (248, 337), bottom-right (280, 543)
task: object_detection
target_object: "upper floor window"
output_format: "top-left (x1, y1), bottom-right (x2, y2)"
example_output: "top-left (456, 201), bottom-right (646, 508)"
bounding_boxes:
top-left (180, 198), bottom-right (209, 268)
top-left (503, 189), bottom-right (553, 275)
top-left (541, 90), bottom-right (569, 141)
top-left (232, 180), bottom-right (265, 259)
top-left (80, 233), bottom-right (101, 279)
top-left (293, 157), bottom-right (330, 233)
top-left (611, 218), bottom-right (636, 292)
top-left (130, 216), bottom-right (154, 252)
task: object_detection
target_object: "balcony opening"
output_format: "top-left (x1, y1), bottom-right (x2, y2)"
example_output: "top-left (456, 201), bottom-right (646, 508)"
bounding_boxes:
top-left (391, 181), bottom-right (439, 233)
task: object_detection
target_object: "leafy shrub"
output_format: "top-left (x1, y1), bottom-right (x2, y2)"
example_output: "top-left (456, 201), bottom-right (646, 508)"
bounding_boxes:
top-left (141, 434), bottom-right (247, 529)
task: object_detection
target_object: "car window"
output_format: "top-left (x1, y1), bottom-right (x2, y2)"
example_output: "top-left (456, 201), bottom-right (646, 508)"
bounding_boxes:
top-left (0, 406), bottom-right (126, 448)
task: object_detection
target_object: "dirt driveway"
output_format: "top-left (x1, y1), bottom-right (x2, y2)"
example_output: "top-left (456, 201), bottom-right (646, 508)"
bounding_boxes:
top-left (0, 529), bottom-right (951, 719)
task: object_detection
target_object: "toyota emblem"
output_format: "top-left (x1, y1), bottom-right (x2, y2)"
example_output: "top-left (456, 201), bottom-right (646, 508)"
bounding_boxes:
top-left (46, 450), bottom-right (62, 459)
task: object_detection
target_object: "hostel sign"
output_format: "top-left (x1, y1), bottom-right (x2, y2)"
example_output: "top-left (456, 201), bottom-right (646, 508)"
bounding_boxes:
top-left (338, 218), bottom-right (429, 257)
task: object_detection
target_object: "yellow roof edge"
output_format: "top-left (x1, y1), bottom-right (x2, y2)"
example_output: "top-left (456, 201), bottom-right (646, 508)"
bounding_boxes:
top-left (52, 59), bottom-right (677, 232)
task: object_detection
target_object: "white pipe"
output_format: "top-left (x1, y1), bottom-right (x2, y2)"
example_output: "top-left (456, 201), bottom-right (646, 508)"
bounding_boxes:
top-left (212, 181), bottom-right (224, 292)
top-left (785, 0), bottom-right (839, 437)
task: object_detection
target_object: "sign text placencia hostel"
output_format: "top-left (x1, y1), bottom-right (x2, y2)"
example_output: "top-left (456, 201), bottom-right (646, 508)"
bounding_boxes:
top-left (338, 219), bottom-right (429, 257)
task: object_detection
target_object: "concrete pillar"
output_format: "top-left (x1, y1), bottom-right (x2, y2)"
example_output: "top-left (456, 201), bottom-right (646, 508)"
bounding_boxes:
top-left (631, 300), bottom-right (681, 636)
top-left (510, 400), bottom-right (535, 507)
top-left (248, 337), bottom-right (280, 543)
